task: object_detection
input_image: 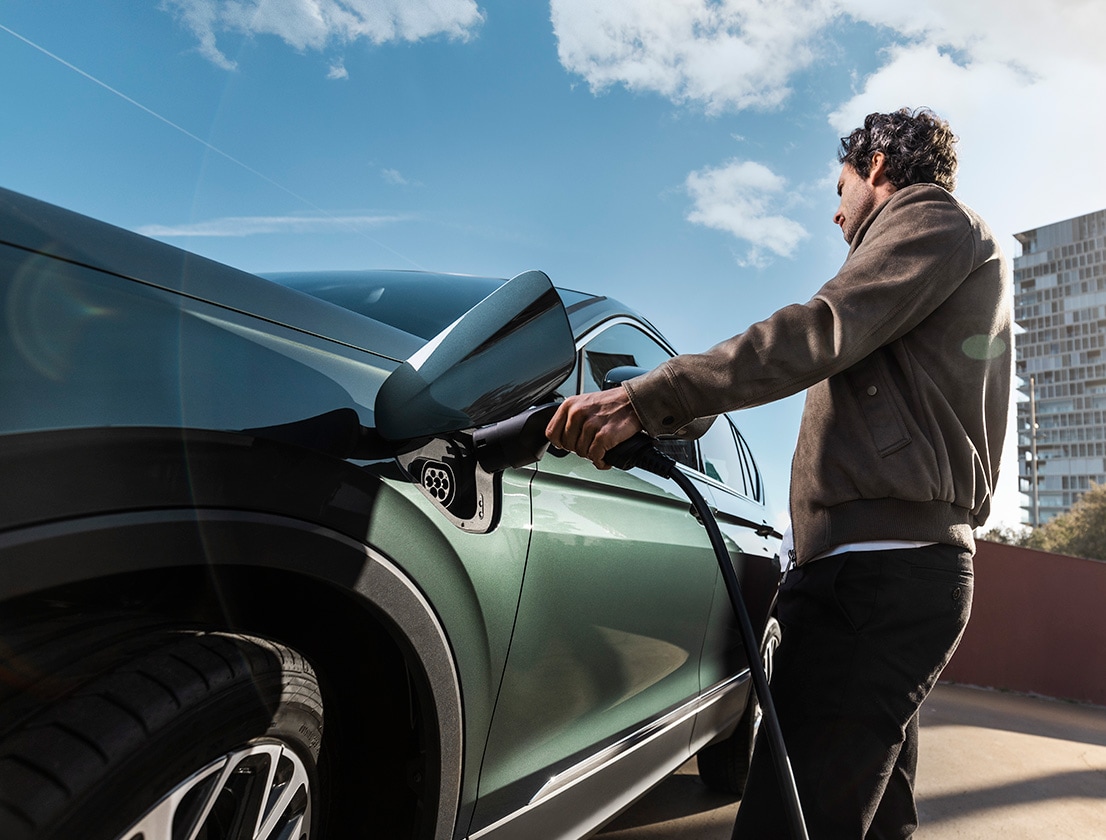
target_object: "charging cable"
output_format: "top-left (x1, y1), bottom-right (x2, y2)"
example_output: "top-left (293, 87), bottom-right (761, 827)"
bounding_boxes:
top-left (473, 407), bottom-right (809, 838)
top-left (605, 433), bottom-right (810, 840)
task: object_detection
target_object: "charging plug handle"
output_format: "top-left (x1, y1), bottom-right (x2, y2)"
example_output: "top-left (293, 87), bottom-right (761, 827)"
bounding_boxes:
top-left (473, 403), bottom-right (559, 472)
top-left (603, 433), bottom-right (678, 477)
top-left (474, 411), bottom-right (679, 476)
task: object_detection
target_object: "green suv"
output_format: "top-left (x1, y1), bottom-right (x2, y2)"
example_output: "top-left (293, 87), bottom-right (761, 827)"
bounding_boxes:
top-left (0, 187), bottom-right (781, 840)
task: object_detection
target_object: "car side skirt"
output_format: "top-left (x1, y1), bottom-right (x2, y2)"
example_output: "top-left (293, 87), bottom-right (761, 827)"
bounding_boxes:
top-left (466, 671), bottom-right (749, 840)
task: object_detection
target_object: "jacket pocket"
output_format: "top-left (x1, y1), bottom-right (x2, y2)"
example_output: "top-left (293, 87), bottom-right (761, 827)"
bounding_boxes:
top-left (845, 354), bottom-right (912, 456)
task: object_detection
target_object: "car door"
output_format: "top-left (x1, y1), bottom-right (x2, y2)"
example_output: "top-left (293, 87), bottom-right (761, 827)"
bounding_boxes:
top-left (470, 320), bottom-right (723, 836)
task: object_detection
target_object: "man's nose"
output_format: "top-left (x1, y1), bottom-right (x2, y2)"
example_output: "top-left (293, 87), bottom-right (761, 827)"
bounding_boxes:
top-left (833, 207), bottom-right (845, 227)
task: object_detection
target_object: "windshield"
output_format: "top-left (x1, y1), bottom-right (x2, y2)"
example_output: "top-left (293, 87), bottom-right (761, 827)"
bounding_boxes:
top-left (268, 270), bottom-right (505, 341)
top-left (269, 271), bottom-right (596, 343)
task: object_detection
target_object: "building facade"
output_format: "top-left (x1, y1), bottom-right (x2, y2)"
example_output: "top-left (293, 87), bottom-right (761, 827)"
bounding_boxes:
top-left (1013, 208), bottom-right (1106, 525)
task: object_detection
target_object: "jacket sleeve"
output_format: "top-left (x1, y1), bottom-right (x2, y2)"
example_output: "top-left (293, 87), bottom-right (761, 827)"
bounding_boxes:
top-left (624, 185), bottom-right (978, 437)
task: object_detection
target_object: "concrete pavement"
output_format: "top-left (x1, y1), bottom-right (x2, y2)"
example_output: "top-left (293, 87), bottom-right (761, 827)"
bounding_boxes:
top-left (596, 683), bottom-right (1106, 839)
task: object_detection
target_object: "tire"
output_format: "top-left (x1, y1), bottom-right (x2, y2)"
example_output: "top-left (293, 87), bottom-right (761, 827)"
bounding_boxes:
top-left (0, 619), bottom-right (324, 840)
top-left (697, 616), bottom-right (782, 796)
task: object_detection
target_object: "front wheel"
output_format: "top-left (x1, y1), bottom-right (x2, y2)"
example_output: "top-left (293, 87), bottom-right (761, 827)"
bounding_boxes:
top-left (0, 625), bottom-right (324, 840)
top-left (697, 616), bottom-right (782, 796)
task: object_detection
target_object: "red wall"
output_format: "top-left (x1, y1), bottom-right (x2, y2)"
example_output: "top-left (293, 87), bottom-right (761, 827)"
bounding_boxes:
top-left (941, 540), bottom-right (1106, 706)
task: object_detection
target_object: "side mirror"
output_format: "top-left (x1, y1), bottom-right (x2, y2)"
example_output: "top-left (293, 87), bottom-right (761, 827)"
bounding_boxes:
top-left (602, 364), bottom-right (703, 470)
top-left (602, 365), bottom-right (649, 391)
top-left (374, 270), bottom-right (575, 441)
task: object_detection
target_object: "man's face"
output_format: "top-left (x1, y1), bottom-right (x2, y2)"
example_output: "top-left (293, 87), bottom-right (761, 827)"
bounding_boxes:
top-left (833, 163), bottom-right (878, 245)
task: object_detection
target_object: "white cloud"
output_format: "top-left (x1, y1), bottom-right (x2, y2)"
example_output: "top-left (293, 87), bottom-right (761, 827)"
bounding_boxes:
top-left (834, 0), bottom-right (1104, 71)
top-left (561, 0), bottom-right (1106, 267)
top-left (138, 213), bottom-right (407, 237)
top-left (381, 168), bottom-right (408, 185)
top-left (826, 7), bottom-right (1106, 247)
top-left (163, 0), bottom-right (237, 69)
top-left (685, 160), bottom-right (809, 266)
top-left (550, 0), bottom-right (836, 114)
top-left (163, 0), bottom-right (485, 70)
top-left (551, 0), bottom-right (1106, 117)
top-left (327, 61), bottom-right (349, 80)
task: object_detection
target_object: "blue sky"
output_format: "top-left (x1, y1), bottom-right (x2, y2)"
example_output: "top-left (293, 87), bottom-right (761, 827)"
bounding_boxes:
top-left (3, 0), bottom-right (1105, 530)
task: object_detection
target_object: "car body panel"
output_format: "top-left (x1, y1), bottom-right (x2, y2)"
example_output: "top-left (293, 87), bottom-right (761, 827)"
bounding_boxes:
top-left (464, 300), bottom-right (781, 836)
top-left (0, 239), bottom-right (401, 438)
top-left (358, 465), bottom-right (539, 823)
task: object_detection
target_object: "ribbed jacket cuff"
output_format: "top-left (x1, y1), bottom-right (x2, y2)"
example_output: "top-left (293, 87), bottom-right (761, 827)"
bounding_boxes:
top-left (623, 365), bottom-right (693, 438)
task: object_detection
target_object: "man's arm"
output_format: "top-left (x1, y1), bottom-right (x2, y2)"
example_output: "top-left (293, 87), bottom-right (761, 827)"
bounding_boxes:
top-left (547, 184), bottom-right (975, 462)
top-left (627, 186), bottom-right (976, 435)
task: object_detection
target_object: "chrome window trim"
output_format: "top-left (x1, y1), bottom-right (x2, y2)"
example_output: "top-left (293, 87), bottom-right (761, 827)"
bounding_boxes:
top-left (573, 315), bottom-right (678, 357)
top-left (692, 416), bottom-right (767, 506)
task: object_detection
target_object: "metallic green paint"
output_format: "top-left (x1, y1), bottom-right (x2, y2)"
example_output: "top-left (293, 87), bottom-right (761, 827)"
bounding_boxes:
top-left (471, 454), bottom-right (721, 822)
top-left (0, 186), bottom-right (781, 840)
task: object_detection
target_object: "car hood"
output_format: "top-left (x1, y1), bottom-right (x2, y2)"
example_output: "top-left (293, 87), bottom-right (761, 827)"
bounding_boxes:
top-left (0, 187), bottom-right (424, 364)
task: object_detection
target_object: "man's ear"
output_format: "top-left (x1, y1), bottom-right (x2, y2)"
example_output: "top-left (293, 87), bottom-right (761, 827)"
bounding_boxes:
top-left (868, 152), bottom-right (888, 185)
top-left (868, 151), bottom-right (897, 197)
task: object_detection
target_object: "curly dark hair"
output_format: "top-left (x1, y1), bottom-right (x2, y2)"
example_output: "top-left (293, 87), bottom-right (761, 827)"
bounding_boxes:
top-left (838, 108), bottom-right (958, 192)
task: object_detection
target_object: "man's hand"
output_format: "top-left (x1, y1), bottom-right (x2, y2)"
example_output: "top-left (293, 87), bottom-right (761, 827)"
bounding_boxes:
top-left (545, 387), bottom-right (643, 469)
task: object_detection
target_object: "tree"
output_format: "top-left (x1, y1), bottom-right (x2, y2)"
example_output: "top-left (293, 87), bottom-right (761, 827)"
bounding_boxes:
top-left (979, 524), bottom-right (1031, 547)
top-left (1025, 483), bottom-right (1106, 561)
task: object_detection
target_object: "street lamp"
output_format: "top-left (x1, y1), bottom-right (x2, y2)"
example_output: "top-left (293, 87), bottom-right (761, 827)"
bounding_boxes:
top-left (1030, 374), bottom-right (1039, 527)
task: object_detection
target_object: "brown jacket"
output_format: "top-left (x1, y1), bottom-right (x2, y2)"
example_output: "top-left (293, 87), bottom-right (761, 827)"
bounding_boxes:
top-left (624, 184), bottom-right (1012, 565)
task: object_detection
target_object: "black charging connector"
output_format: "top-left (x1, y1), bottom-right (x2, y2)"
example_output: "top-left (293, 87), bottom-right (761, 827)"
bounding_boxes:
top-left (472, 403), bottom-right (560, 472)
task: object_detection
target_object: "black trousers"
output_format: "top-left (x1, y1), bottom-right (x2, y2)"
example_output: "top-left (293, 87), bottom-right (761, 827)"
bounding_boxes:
top-left (731, 544), bottom-right (973, 839)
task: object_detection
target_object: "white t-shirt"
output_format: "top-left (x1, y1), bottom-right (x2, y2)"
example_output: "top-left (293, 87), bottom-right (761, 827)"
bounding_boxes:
top-left (780, 525), bottom-right (935, 575)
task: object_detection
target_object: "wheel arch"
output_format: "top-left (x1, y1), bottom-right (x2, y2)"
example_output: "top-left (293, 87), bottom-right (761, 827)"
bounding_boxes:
top-left (0, 508), bottom-right (464, 840)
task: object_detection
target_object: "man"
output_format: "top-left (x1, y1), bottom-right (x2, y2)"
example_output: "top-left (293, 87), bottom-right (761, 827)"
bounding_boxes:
top-left (546, 108), bottom-right (1011, 838)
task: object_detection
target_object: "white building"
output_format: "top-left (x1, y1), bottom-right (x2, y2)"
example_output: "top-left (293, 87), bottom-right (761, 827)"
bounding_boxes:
top-left (1014, 208), bottom-right (1106, 524)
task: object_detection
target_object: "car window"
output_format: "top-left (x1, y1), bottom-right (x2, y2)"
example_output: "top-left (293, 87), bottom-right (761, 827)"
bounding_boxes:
top-left (269, 271), bottom-right (504, 340)
top-left (733, 424), bottom-right (764, 503)
top-left (699, 416), bottom-right (751, 498)
top-left (581, 323), bottom-right (672, 392)
top-left (579, 322), bottom-right (696, 468)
